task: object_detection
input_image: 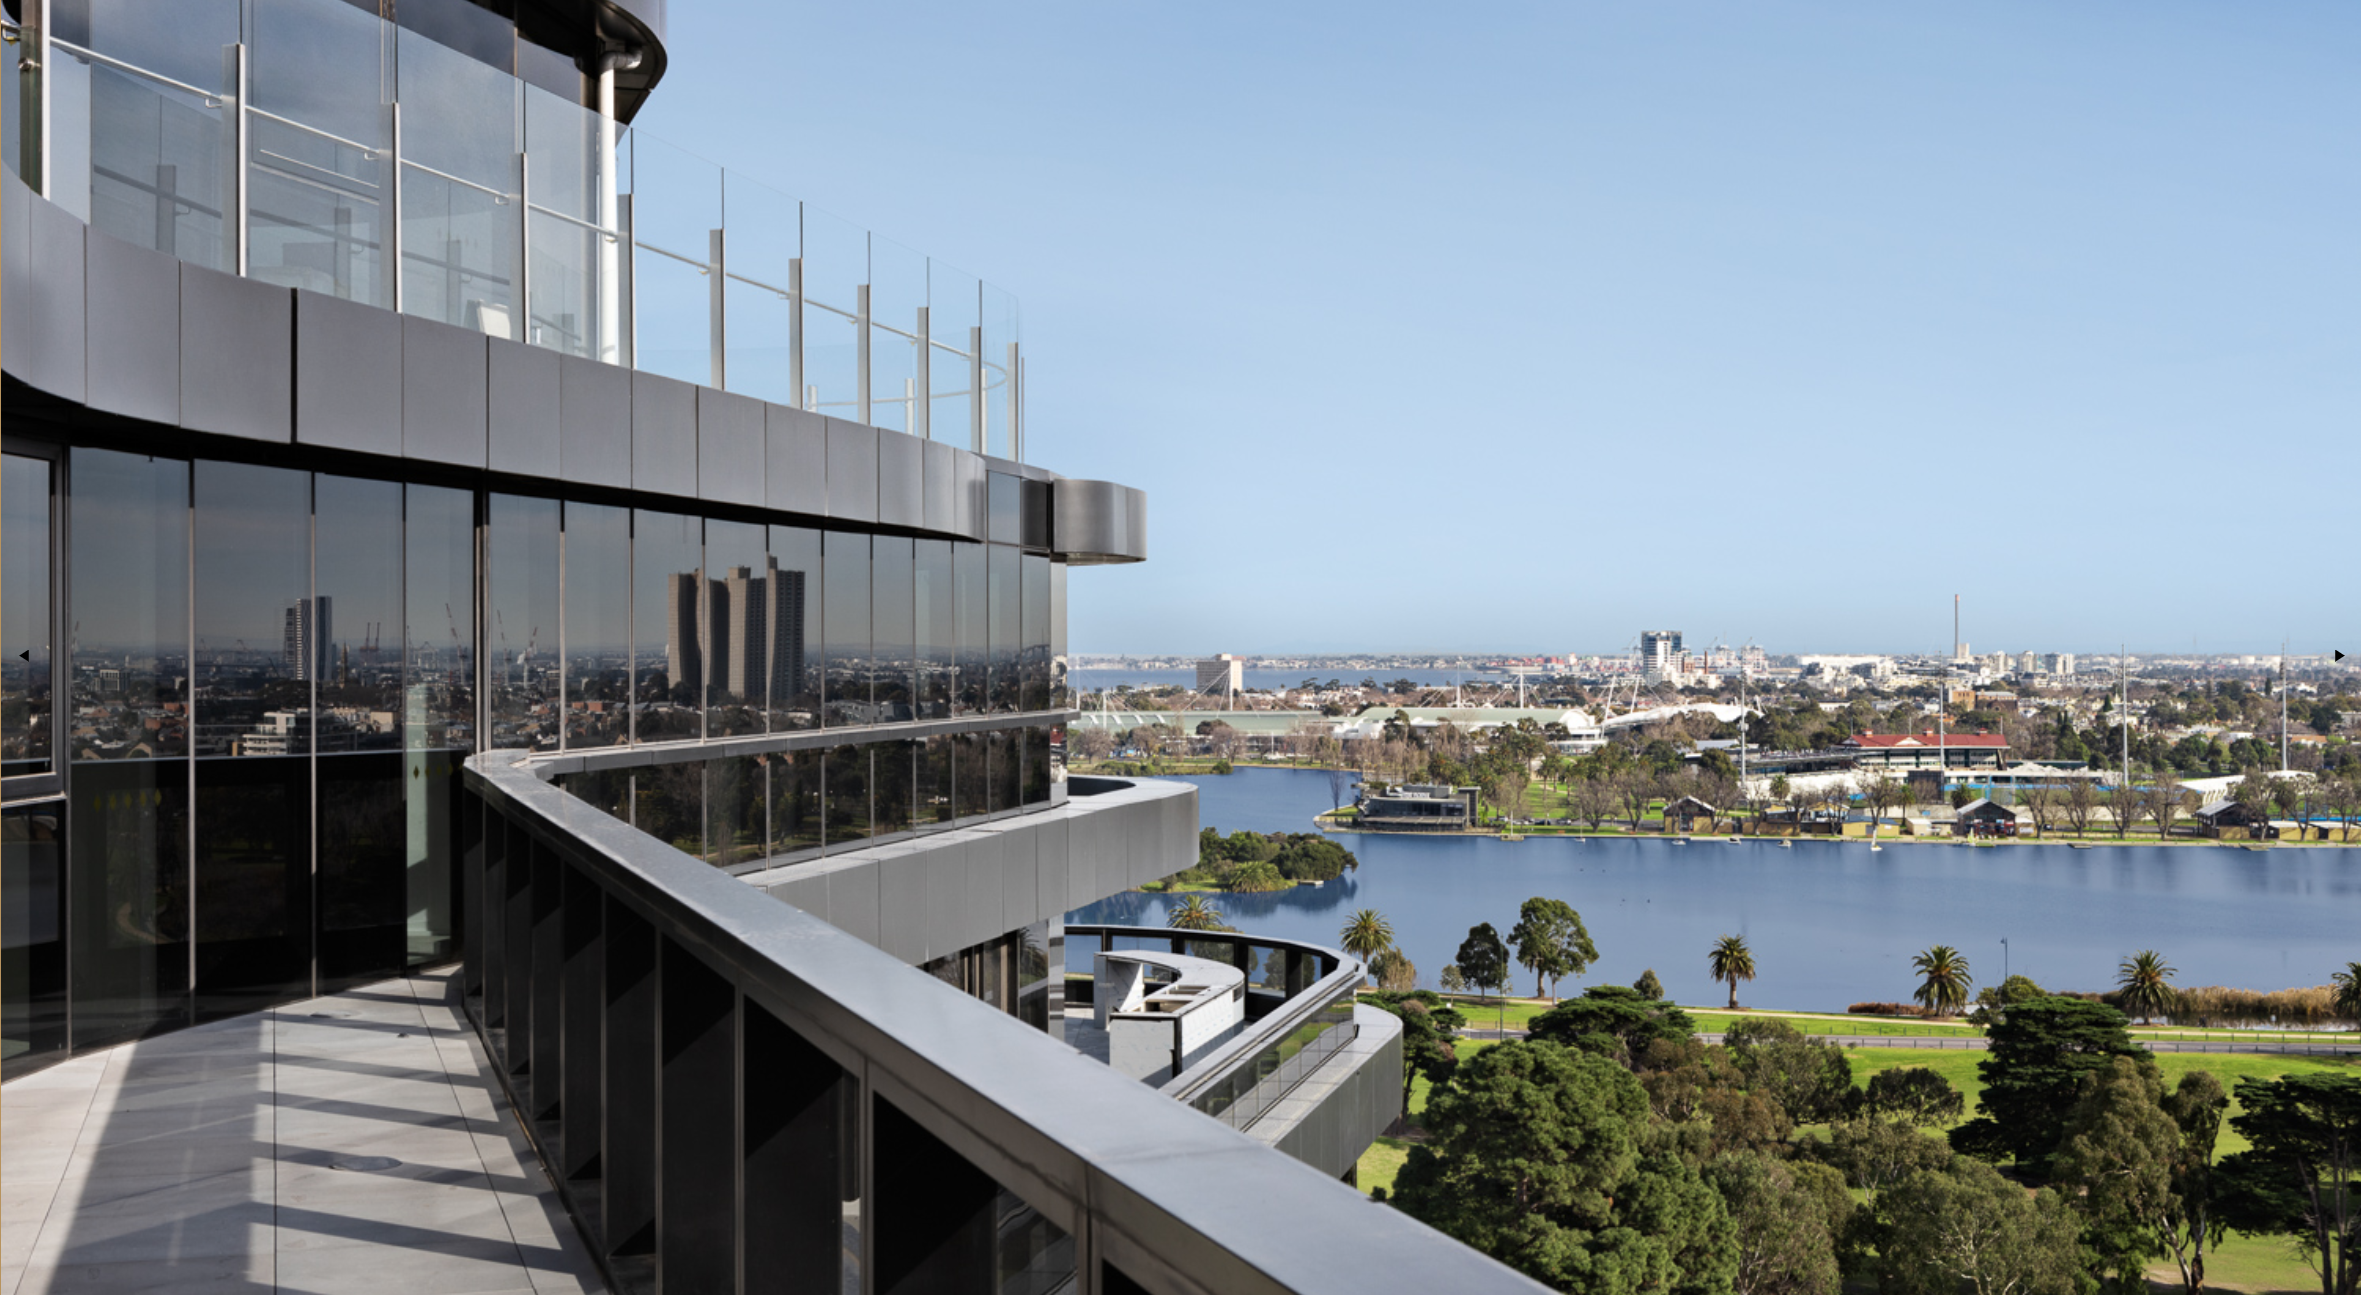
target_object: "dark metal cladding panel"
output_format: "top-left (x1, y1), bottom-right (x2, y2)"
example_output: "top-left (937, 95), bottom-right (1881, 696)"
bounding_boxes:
top-left (1126, 486), bottom-right (1149, 560)
top-left (1051, 479), bottom-right (1147, 564)
top-left (489, 338), bottom-right (561, 477)
top-left (696, 387), bottom-right (764, 507)
top-left (922, 439), bottom-right (956, 535)
top-left (84, 230), bottom-right (179, 424)
top-left (295, 289), bottom-right (402, 455)
top-left (824, 417), bottom-right (878, 524)
top-left (877, 428), bottom-right (924, 529)
top-left (181, 264), bottom-right (292, 443)
top-left (558, 353), bottom-right (630, 489)
top-left (6, 187), bottom-right (86, 402)
top-left (402, 314), bottom-right (489, 468)
top-left (631, 370), bottom-right (697, 498)
top-left (765, 402), bottom-right (826, 518)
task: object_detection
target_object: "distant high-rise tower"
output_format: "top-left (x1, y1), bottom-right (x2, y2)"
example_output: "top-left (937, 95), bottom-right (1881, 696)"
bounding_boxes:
top-left (722, 565), bottom-right (768, 697)
top-left (284, 596), bottom-right (332, 681)
top-left (1639, 630), bottom-right (1683, 676)
top-left (665, 573), bottom-right (702, 694)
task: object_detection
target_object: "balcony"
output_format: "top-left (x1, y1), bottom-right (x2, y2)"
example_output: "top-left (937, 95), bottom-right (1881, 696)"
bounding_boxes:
top-left (3, 0), bottom-right (1023, 460)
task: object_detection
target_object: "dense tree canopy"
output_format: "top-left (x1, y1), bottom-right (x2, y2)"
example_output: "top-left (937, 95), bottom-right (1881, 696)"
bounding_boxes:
top-left (1870, 1157), bottom-right (2085, 1295)
top-left (1511, 897), bottom-right (1599, 1001)
top-left (1530, 986), bottom-right (1699, 1063)
top-left (1394, 1040), bottom-right (1738, 1295)
top-left (1952, 997), bottom-right (2149, 1168)
top-left (2216, 1072), bottom-right (2361, 1295)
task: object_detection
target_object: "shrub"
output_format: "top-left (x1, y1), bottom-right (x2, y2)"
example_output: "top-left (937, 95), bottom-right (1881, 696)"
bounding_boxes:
top-left (1847, 1002), bottom-right (1935, 1019)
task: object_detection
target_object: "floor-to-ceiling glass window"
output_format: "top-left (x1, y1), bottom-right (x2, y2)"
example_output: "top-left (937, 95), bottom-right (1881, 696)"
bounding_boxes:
top-left (872, 537), bottom-right (913, 723)
top-left (562, 501), bottom-right (630, 750)
top-left (919, 733), bottom-right (954, 829)
top-left (825, 745), bottom-right (871, 848)
top-left (1021, 553), bottom-right (1049, 713)
top-left (633, 759), bottom-right (703, 857)
top-left (767, 526), bottom-right (822, 732)
top-left (76, 449), bottom-right (194, 1046)
top-left (953, 732), bottom-right (988, 820)
top-left (988, 727), bottom-right (1019, 814)
top-left (487, 494), bottom-right (560, 753)
top-left (404, 483), bottom-right (473, 967)
top-left (824, 533), bottom-right (870, 727)
top-left (315, 474), bottom-right (406, 991)
top-left (1049, 561), bottom-right (1069, 710)
top-left (1022, 726), bottom-right (1052, 807)
top-left (192, 460), bottom-right (313, 1021)
top-left (873, 739), bottom-right (915, 839)
top-left (988, 545), bottom-right (1019, 713)
top-left (704, 754), bottom-right (764, 868)
top-left (704, 520), bottom-right (768, 738)
top-left (633, 510), bottom-right (702, 742)
top-left (2, 805), bottom-right (67, 1071)
top-left (953, 541), bottom-right (985, 715)
top-left (915, 539), bottom-right (952, 721)
top-left (3, 453), bottom-right (55, 778)
top-left (768, 750), bottom-right (822, 859)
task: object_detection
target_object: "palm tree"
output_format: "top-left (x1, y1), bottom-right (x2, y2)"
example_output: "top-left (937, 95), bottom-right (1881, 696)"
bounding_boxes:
top-left (2331, 962), bottom-right (2361, 1026)
top-left (1169, 894), bottom-right (1224, 932)
top-left (1911, 945), bottom-right (1973, 1019)
top-left (2116, 949), bottom-right (2178, 1025)
top-left (1707, 934), bottom-right (1757, 1010)
top-left (1339, 909), bottom-right (1396, 962)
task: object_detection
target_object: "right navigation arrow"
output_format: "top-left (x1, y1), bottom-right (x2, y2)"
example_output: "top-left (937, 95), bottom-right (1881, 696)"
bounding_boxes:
top-left (2339, 650), bottom-right (2347, 662)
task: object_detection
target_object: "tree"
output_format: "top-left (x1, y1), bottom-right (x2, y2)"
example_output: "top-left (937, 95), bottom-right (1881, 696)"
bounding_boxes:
top-left (1950, 996), bottom-right (2149, 1168)
top-left (1326, 763), bottom-right (1353, 813)
top-left (2065, 777), bottom-right (2100, 837)
top-left (1703, 1152), bottom-right (1843, 1295)
top-left (1529, 985), bottom-right (1697, 1061)
top-left (1456, 923), bottom-right (1510, 1005)
top-left (1439, 964), bottom-right (1468, 994)
top-left (1509, 897), bottom-right (1598, 1002)
top-left (1635, 968), bottom-right (1666, 1001)
top-left (1392, 1040), bottom-right (1739, 1295)
top-left (1363, 990), bottom-right (1463, 1114)
top-left (2158, 1070), bottom-right (2231, 1295)
top-left (1339, 908), bottom-right (1396, 962)
top-left (1817, 1114), bottom-right (1952, 1191)
top-left (1871, 1156), bottom-right (2085, 1295)
top-left (1910, 945), bottom-right (1973, 1019)
top-left (1168, 894), bottom-right (1225, 931)
top-left (2334, 962), bottom-right (2361, 1024)
top-left (2117, 949), bottom-right (2180, 1025)
top-left (1709, 935), bottom-right (1758, 1010)
top-left (2147, 774), bottom-right (2193, 840)
top-left (2216, 1072), bottom-right (2361, 1295)
top-left (2017, 782), bottom-right (2059, 837)
top-left (1969, 974), bottom-right (2051, 1026)
top-left (1225, 860), bottom-right (1285, 892)
top-left (1722, 1018), bottom-right (1855, 1124)
top-left (1371, 949), bottom-right (1420, 992)
top-left (1861, 1067), bottom-right (1965, 1127)
top-left (1570, 775), bottom-right (1617, 830)
top-left (1615, 771), bottom-right (1653, 833)
top-left (2054, 1056), bottom-right (2179, 1294)
top-left (2107, 780), bottom-right (2146, 839)
top-left (1858, 774), bottom-right (1906, 837)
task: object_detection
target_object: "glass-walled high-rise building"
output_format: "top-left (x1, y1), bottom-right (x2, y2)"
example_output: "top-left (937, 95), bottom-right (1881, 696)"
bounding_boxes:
top-left (0, 0), bottom-right (1145, 1072)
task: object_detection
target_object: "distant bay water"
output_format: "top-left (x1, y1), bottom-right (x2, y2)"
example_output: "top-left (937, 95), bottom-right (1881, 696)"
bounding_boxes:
top-left (1066, 768), bottom-right (2359, 1013)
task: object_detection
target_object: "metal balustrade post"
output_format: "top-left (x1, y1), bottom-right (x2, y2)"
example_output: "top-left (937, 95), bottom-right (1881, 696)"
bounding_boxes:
top-left (788, 256), bottom-right (804, 409)
top-left (709, 227), bottom-right (727, 389)
top-left (25, 0), bottom-right (48, 198)
top-left (914, 305), bottom-right (930, 440)
top-left (228, 42), bottom-right (248, 274)
top-left (388, 103), bottom-right (404, 313)
top-left (481, 815), bottom-right (511, 1037)
top-left (856, 282), bottom-right (872, 425)
top-left (657, 939), bottom-right (737, 1294)
top-left (620, 193), bottom-right (636, 369)
top-left (968, 325), bottom-right (985, 454)
top-left (518, 152), bottom-right (532, 345)
top-left (503, 831), bottom-right (535, 1078)
top-left (1011, 344), bottom-right (1023, 463)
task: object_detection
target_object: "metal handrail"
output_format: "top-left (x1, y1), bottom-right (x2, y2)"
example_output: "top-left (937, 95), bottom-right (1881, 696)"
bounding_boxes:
top-left (466, 750), bottom-right (1541, 1295)
top-left (51, 38), bottom-right (222, 105)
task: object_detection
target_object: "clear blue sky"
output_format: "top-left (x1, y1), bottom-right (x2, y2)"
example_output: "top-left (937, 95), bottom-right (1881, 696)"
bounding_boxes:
top-left (638, 2), bottom-right (2358, 659)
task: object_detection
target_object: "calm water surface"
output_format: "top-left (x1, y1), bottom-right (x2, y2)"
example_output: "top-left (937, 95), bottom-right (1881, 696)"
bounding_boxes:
top-left (1066, 768), bottom-right (2359, 1011)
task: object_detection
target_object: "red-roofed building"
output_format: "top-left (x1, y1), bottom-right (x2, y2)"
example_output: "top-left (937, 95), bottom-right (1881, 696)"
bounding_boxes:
top-left (1841, 732), bottom-right (2010, 770)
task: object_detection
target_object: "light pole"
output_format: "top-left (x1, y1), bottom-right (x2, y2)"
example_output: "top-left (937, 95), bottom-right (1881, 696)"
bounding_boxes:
top-left (2001, 937), bottom-right (2009, 986)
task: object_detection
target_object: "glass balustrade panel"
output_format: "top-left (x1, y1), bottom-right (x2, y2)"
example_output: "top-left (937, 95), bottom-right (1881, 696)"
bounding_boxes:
top-left (248, 0), bottom-right (391, 306)
top-left (929, 260), bottom-right (978, 448)
top-left (868, 233), bottom-right (923, 436)
top-left (625, 131), bottom-right (718, 385)
top-left (720, 170), bottom-right (798, 404)
top-left (800, 203), bottom-right (864, 418)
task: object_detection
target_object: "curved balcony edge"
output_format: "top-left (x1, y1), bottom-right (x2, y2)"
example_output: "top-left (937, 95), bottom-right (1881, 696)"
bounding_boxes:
top-left (461, 748), bottom-right (1546, 1295)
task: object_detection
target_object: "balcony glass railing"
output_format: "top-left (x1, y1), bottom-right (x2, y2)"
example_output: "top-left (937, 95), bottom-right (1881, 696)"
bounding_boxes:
top-left (3, 0), bottom-right (1022, 461)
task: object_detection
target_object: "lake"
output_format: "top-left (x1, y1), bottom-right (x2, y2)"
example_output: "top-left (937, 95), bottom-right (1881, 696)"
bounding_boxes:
top-left (1066, 768), bottom-right (2360, 1012)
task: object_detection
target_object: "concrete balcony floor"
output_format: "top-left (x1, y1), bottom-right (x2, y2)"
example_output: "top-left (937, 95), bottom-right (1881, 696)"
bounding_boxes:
top-left (1, 973), bottom-right (603, 1295)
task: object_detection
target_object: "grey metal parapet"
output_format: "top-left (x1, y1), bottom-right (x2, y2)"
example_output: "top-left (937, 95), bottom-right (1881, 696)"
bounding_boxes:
top-left (464, 748), bottom-right (1545, 1295)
